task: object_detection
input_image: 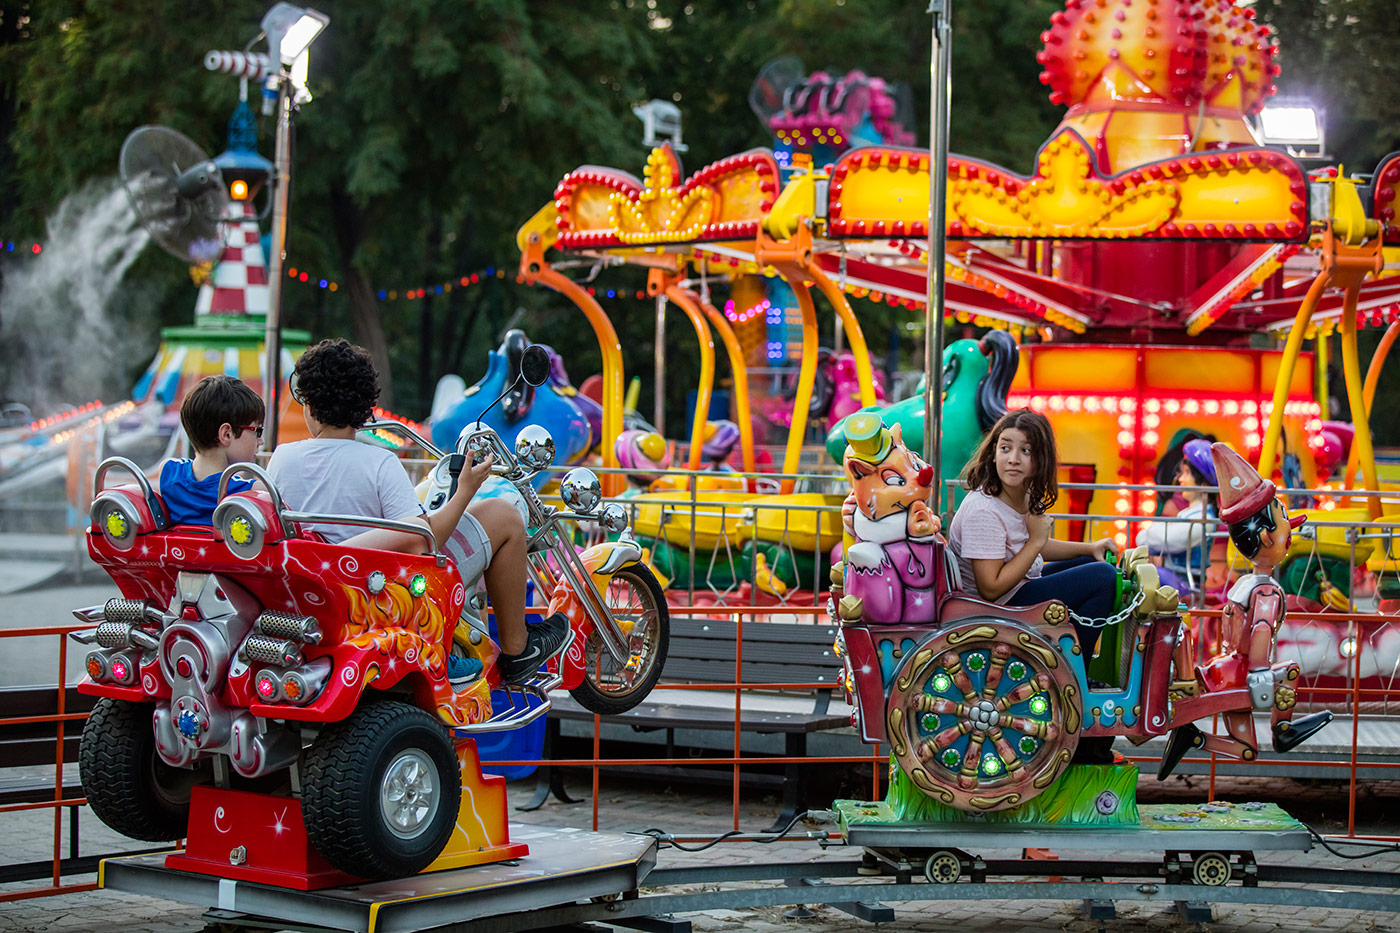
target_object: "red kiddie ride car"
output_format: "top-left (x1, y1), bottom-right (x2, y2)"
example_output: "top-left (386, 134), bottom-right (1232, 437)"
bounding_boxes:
top-left (74, 456), bottom-right (552, 881)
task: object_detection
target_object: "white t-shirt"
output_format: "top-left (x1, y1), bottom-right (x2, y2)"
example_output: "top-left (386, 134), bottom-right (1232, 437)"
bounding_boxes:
top-left (947, 488), bottom-right (1043, 603)
top-left (266, 438), bottom-right (425, 544)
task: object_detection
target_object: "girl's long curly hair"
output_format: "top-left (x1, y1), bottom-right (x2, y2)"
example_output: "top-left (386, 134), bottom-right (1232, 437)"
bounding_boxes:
top-left (294, 339), bottom-right (379, 429)
top-left (961, 409), bottom-right (1059, 514)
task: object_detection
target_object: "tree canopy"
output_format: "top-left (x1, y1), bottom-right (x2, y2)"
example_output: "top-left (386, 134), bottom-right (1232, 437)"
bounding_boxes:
top-left (0, 0), bottom-right (1397, 436)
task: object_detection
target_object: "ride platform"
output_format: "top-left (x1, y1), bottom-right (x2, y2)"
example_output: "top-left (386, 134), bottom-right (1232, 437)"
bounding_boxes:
top-left (836, 797), bottom-right (1312, 853)
top-left (99, 825), bottom-right (656, 933)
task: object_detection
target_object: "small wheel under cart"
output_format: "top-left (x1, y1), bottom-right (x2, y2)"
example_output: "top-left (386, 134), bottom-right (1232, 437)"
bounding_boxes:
top-left (924, 849), bottom-right (966, 884)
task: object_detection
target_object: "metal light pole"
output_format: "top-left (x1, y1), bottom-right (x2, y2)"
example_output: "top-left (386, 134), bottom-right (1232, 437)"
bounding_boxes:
top-left (263, 76), bottom-right (293, 450)
top-left (924, 0), bottom-right (953, 511)
top-left (256, 3), bottom-right (327, 450)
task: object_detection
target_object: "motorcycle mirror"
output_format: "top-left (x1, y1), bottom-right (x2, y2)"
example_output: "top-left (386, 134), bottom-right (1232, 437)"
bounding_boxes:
top-left (598, 503), bottom-right (629, 534)
top-left (560, 468), bottom-right (602, 514)
top-left (520, 345), bottom-right (551, 388)
top-left (515, 424), bottom-right (556, 471)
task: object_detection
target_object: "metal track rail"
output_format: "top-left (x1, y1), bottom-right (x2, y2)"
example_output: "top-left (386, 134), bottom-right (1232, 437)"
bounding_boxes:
top-left (100, 838), bottom-right (1400, 933)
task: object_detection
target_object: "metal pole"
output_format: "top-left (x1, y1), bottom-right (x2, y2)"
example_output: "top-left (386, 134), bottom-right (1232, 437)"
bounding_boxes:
top-left (654, 293), bottom-right (667, 434)
top-left (263, 73), bottom-right (293, 451)
top-left (924, 0), bottom-right (953, 511)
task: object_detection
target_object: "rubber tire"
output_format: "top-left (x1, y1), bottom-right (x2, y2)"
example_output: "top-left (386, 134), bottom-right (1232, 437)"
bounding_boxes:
top-left (302, 701), bottom-right (459, 880)
top-left (569, 565), bottom-right (670, 716)
top-left (78, 697), bottom-right (201, 842)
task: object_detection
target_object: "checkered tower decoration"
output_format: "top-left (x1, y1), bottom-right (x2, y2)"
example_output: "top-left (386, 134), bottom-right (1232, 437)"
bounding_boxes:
top-left (194, 200), bottom-right (269, 323)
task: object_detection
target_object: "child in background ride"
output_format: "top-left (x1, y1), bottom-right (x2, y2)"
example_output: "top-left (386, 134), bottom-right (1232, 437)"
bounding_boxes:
top-left (1137, 438), bottom-right (1218, 595)
top-left (158, 375), bottom-right (265, 525)
top-left (267, 339), bottom-right (569, 686)
top-left (947, 409), bottom-right (1119, 652)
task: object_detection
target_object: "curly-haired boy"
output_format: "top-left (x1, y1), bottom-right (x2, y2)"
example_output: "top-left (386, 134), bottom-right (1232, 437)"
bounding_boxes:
top-left (267, 339), bottom-right (568, 686)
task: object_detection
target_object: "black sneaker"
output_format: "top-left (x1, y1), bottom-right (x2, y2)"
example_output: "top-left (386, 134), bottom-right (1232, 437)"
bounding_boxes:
top-left (498, 613), bottom-right (572, 685)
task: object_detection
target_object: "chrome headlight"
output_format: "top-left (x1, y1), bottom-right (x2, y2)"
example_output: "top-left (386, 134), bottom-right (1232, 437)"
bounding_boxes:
top-left (515, 424), bottom-right (556, 471)
top-left (90, 493), bottom-right (142, 551)
top-left (213, 498), bottom-right (267, 561)
top-left (598, 503), bottom-right (629, 534)
top-left (560, 468), bottom-right (602, 514)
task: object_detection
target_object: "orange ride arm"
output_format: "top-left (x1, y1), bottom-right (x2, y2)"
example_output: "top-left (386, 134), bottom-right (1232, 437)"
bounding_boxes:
top-left (520, 237), bottom-right (624, 497)
top-left (695, 293), bottom-right (756, 476)
top-left (1343, 319), bottom-right (1398, 495)
top-left (1258, 268), bottom-right (1330, 483)
top-left (809, 264), bottom-right (878, 409)
top-left (662, 284), bottom-right (716, 480)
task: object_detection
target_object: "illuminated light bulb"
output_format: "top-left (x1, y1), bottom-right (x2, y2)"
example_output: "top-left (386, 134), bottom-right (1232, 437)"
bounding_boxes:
top-left (1048, 396), bottom-right (1065, 411)
top-left (1243, 401), bottom-right (1258, 414)
top-left (1114, 532), bottom-right (1128, 547)
top-left (1145, 399), bottom-right (1161, 413)
top-left (1164, 399), bottom-right (1180, 414)
top-left (1184, 400), bottom-right (1199, 414)
top-left (1117, 431), bottom-right (1134, 446)
top-left (1118, 414), bottom-right (1134, 429)
top-left (282, 676), bottom-right (303, 701)
top-left (1204, 400), bottom-right (1220, 414)
top-left (1223, 400), bottom-right (1239, 415)
top-left (1120, 398), bottom-right (1136, 413)
top-left (1115, 519), bottom-right (1128, 529)
top-left (1243, 417), bottom-right (1259, 431)
top-left (256, 674), bottom-right (278, 699)
top-left (230, 179), bottom-right (248, 200)
top-left (1084, 397), bottom-right (1101, 413)
top-left (1246, 433), bottom-right (1261, 448)
top-left (1030, 396), bottom-right (1046, 411)
top-left (1115, 499), bottom-right (1131, 513)
top-left (1142, 414), bottom-right (1160, 429)
top-left (229, 515), bottom-right (254, 547)
top-left (111, 659), bottom-right (129, 681)
top-left (86, 658), bottom-right (103, 679)
top-left (1142, 431), bottom-right (1159, 446)
top-left (1065, 397), bottom-right (1082, 412)
top-left (1103, 398), bottom-right (1118, 413)
top-left (105, 511), bottom-right (129, 539)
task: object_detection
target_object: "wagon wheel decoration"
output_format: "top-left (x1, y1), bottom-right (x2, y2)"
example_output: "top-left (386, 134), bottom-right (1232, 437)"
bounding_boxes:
top-left (886, 621), bottom-right (1082, 812)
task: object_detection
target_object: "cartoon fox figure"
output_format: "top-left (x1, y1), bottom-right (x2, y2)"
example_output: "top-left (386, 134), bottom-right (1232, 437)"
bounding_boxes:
top-left (839, 413), bottom-right (941, 624)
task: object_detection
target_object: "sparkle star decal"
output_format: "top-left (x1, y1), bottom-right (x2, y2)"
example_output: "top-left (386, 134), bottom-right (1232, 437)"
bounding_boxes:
top-left (270, 805), bottom-right (289, 836)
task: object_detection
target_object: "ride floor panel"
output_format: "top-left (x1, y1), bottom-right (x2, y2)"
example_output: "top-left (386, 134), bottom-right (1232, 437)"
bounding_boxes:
top-left (98, 825), bottom-right (656, 933)
top-left (837, 799), bottom-right (1314, 851)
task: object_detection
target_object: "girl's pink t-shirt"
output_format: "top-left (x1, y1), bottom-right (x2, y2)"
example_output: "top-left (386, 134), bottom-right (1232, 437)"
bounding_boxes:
top-left (947, 488), bottom-right (1043, 604)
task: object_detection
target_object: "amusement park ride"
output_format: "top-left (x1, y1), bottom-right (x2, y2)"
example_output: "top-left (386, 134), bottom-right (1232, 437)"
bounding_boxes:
top-left (76, 0), bottom-right (1400, 929)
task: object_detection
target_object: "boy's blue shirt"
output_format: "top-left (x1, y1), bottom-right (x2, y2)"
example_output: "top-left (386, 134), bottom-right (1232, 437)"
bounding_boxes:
top-left (159, 459), bottom-right (253, 526)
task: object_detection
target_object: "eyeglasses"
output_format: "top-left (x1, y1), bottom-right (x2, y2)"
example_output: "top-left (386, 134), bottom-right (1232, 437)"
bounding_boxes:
top-left (288, 372), bottom-right (305, 406)
top-left (236, 424), bottom-right (265, 439)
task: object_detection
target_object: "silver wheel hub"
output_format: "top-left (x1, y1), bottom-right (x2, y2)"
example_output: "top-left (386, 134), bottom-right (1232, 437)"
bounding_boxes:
top-left (967, 699), bottom-right (1000, 733)
top-left (380, 750), bottom-right (439, 839)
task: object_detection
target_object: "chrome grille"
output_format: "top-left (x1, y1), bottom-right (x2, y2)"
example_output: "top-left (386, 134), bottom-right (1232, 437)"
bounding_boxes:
top-left (103, 598), bottom-right (149, 626)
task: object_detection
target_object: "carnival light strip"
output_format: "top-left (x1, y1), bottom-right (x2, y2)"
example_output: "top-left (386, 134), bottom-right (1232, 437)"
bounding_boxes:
top-left (1182, 243), bottom-right (1300, 336)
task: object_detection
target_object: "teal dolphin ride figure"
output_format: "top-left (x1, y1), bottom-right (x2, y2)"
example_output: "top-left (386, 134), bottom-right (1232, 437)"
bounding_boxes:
top-left (825, 329), bottom-right (1019, 489)
top-left (431, 329), bottom-right (592, 490)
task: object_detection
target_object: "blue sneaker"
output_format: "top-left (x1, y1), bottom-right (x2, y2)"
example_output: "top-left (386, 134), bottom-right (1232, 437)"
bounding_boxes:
top-left (448, 654), bottom-right (483, 692)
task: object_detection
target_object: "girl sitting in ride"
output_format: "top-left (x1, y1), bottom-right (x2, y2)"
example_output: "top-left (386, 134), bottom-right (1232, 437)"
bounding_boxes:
top-left (1137, 437), bottom-right (1218, 596)
top-left (947, 409), bottom-right (1117, 652)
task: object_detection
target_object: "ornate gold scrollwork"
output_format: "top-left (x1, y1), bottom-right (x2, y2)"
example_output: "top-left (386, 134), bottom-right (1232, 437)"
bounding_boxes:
top-left (1015, 631), bottom-right (1059, 669)
top-left (947, 625), bottom-right (999, 646)
top-left (1062, 684), bottom-right (1081, 734)
top-left (888, 707), bottom-right (907, 756)
top-left (895, 647), bottom-right (935, 692)
top-left (969, 792), bottom-right (1022, 810)
top-left (1032, 748), bottom-right (1072, 788)
top-left (910, 768), bottom-right (956, 804)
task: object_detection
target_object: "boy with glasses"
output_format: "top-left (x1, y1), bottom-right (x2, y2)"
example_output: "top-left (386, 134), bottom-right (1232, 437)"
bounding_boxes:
top-left (158, 375), bottom-right (265, 525)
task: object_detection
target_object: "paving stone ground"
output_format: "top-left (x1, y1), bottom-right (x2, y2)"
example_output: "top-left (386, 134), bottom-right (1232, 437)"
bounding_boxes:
top-left (2, 769), bottom-right (1398, 933)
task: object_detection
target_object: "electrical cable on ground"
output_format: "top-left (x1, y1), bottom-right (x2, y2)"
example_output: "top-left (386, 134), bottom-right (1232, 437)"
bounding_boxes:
top-left (1305, 825), bottom-right (1400, 860)
top-left (642, 810), bottom-right (813, 852)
